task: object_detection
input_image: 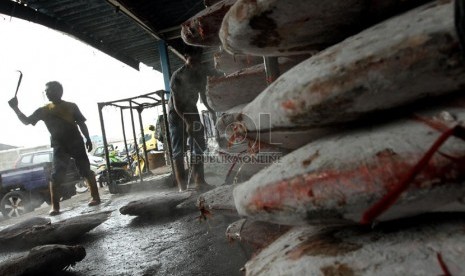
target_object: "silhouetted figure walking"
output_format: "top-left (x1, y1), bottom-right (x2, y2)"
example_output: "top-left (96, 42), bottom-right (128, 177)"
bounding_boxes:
top-left (8, 81), bottom-right (101, 215)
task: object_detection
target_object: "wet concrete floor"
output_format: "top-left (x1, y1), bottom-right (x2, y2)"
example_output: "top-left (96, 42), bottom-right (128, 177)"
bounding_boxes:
top-left (0, 174), bottom-right (250, 275)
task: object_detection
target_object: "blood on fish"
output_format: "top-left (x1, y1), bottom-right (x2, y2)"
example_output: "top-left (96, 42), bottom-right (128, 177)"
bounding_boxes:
top-left (198, 23), bottom-right (205, 39)
top-left (361, 125), bottom-right (465, 225)
top-left (248, 149), bottom-right (457, 219)
top-left (281, 99), bottom-right (296, 110)
top-left (197, 197), bottom-right (213, 222)
top-left (248, 165), bottom-right (401, 213)
top-left (436, 252), bottom-right (453, 276)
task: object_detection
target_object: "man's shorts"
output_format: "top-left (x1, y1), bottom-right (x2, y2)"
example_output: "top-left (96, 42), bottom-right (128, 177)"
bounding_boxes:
top-left (52, 139), bottom-right (91, 182)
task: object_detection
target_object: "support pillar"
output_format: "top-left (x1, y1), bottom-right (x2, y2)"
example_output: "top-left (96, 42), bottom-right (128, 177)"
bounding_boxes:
top-left (158, 40), bottom-right (172, 92)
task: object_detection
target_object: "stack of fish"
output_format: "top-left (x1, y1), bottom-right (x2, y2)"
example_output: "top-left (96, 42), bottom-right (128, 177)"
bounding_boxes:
top-left (217, 0), bottom-right (465, 149)
top-left (182, 0), bottom-right (311, 182)
top-left (182, 0), bottom-right (465, 274)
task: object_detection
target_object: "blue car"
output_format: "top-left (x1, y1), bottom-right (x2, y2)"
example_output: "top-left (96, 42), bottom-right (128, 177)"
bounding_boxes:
top-left (0, 149), bottom-right (84, 218)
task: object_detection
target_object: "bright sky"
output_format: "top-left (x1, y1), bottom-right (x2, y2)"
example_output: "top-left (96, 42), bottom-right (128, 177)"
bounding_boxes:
top-left (0, 14), bottom-right (166, 148)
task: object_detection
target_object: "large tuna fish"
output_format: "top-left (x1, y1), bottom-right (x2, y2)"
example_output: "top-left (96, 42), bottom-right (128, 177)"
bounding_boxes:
top-left (244, 217), bottom-right (465, 276)
top-left (234, 97), bottom-right (465, 225)
top-left (0, 217), bottom-right (51, 244)
top-left (219, 0), bottom-right (430, 56)
top-left (0, 244), bottom-right (86, 276)
top-left (196, 185), bottom-right (238, 217)
top-left (181, 0), bottom-right (237, 47)
top-left (119, 191), bottom-right (192, 217)
top-left (226, 218), bottom-right (291, 252)
top-left (0, 211), bottom-right (111, 249)
top-left (218, 1), bottom-right (465, 149)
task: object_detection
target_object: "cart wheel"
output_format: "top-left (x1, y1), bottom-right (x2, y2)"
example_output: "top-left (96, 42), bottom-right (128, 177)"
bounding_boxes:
top-left (75, 181), bottom-right (89, 193)
top-left (108, 181), bottom-right (118, 194)
top-left (1, 191), bottom-right (31, 218)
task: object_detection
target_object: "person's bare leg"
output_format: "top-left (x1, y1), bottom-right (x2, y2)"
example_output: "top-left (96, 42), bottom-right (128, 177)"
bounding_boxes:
top-left (173, 158), bottom-right (187, 192)
top-left (192, 162), bottom-right (214, 192)
top-left (86, 172), bottom-right (101, 206)
top-left (49, 181), bottom-right (60, 216)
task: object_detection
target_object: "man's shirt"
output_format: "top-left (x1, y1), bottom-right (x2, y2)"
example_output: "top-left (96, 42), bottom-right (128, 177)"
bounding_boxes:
top-left (29, 100), bottom-right (86, 146)
top-left (169, 63), bottom-right (211, 113)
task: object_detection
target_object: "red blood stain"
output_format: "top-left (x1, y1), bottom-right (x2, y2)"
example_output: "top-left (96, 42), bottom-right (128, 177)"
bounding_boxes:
top-left (362, 125), bottom-right (465, 224)
top-left (282, 99), bottom-right (296, 110)
top-left (248, 151), bottom-right (463, 219)
top-left (436, 252), bottom-right (452, 276)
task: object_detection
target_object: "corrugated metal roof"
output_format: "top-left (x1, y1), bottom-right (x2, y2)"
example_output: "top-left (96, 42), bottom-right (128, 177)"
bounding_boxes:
top-left (0, 0), bottom-right (210, 72)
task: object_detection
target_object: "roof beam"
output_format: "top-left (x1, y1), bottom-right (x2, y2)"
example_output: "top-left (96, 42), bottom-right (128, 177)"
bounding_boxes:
top-left (158, 25), bottom-right (182, 40)
top-left (105, 0), bottom-right (186, 62)
top-left (0, 1), bottom-right (141, 69)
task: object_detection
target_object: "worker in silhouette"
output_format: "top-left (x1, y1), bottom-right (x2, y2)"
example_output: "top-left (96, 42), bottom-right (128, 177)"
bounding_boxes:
top-left (168, 48), bottom-right (215, 192)
top-left (8, 81), bottom-right (101, 215)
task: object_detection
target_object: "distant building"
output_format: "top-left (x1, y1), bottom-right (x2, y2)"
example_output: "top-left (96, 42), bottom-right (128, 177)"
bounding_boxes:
top-left (0, 143), bottom-right (17, 151)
